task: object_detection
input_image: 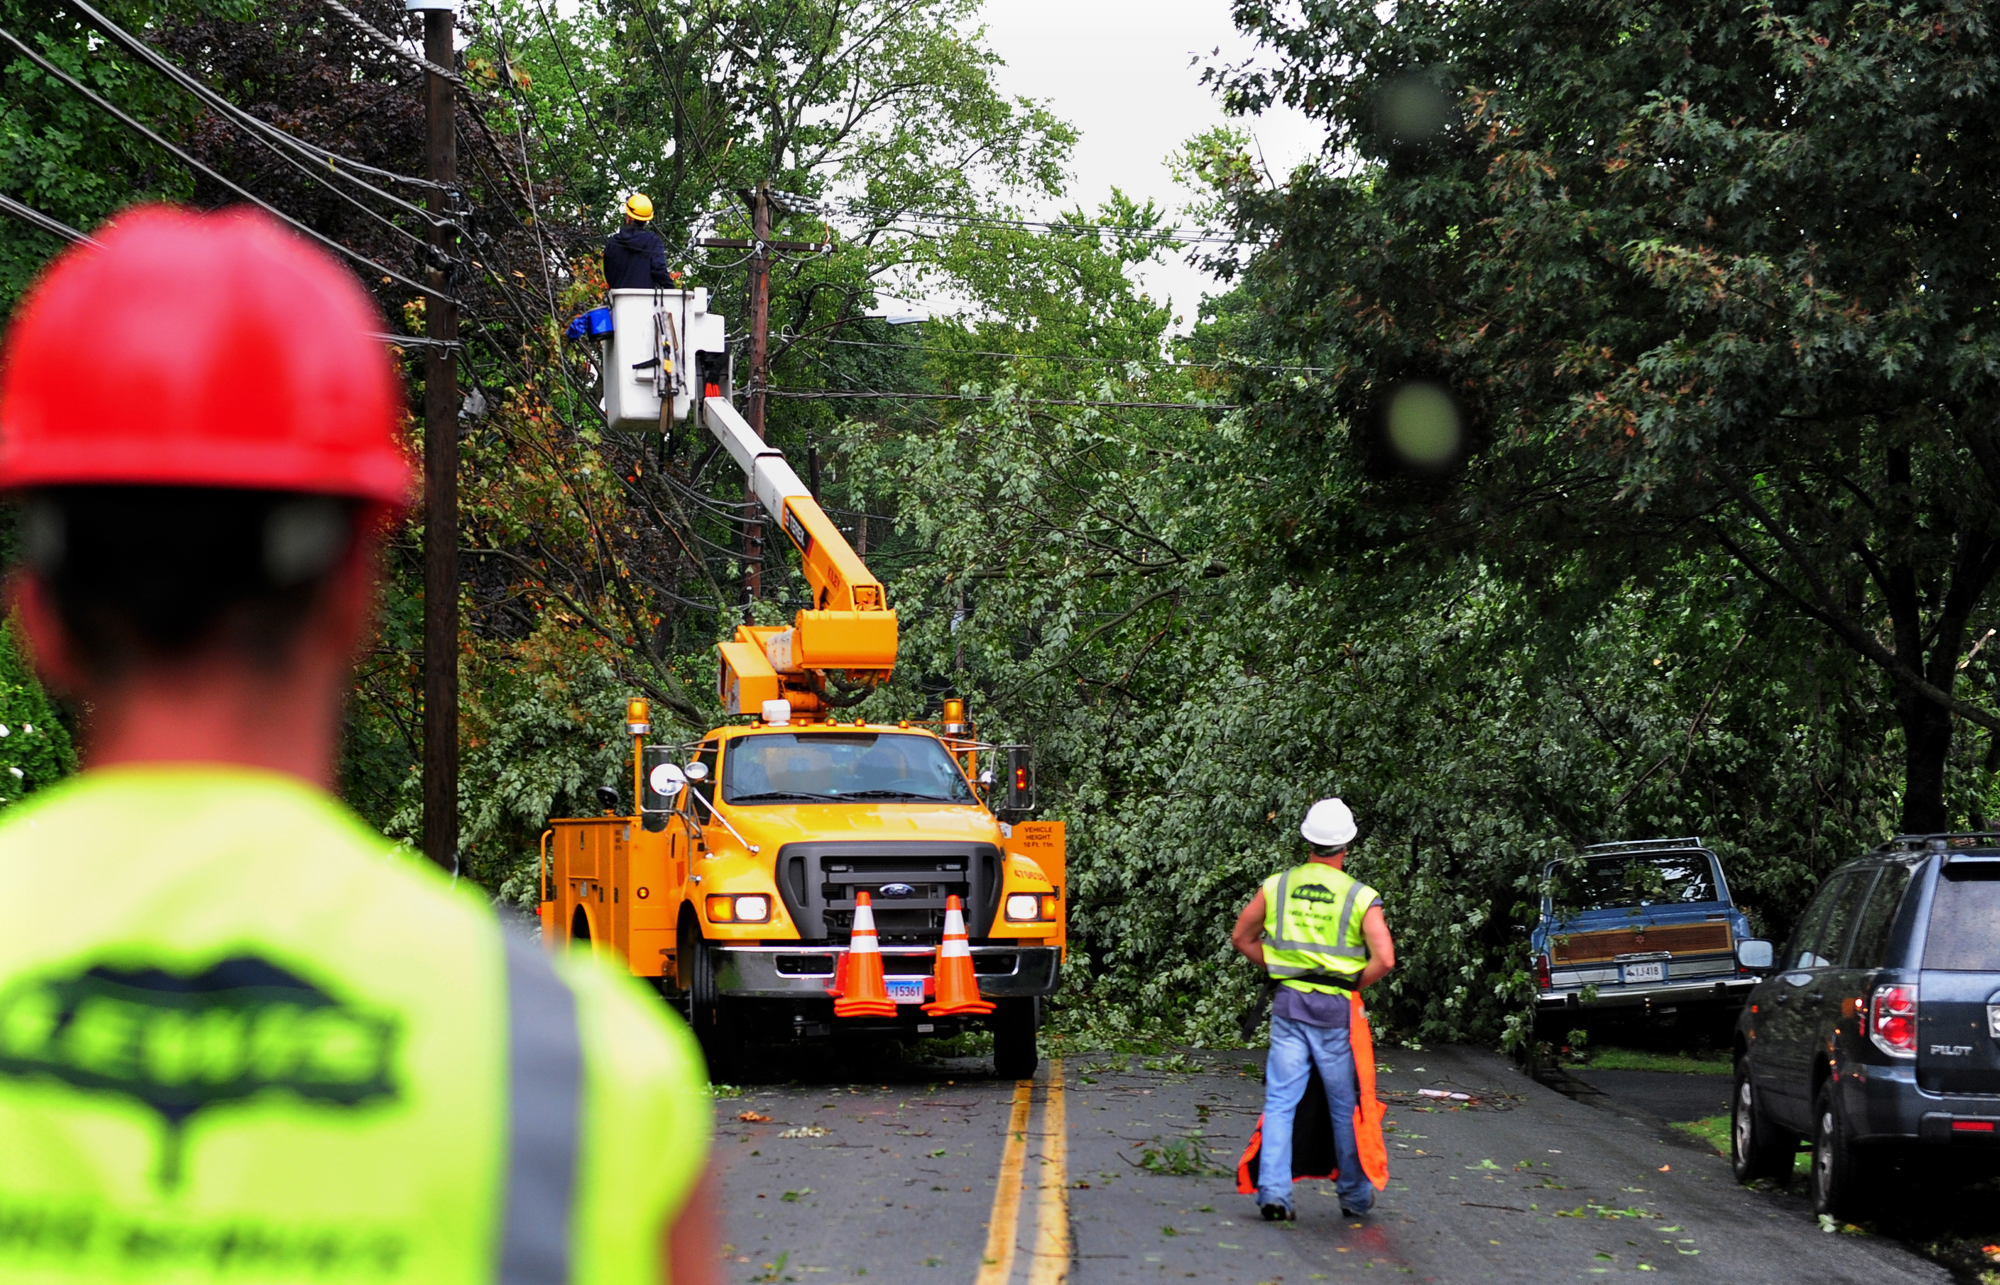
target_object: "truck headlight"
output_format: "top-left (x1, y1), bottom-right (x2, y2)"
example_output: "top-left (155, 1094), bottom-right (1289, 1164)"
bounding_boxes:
top-left (1004, 892), bottom-right (1057, 922)
top-left (707, 894), bottom-right (771, 923)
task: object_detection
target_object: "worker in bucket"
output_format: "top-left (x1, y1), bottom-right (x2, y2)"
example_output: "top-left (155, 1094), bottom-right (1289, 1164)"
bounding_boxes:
top-left (0, 205), bottom-right (718, 1285)
top-left (605, 192), bottom-right (680, 289)
top-left (1231, 797), bottom-right (1396, 1222)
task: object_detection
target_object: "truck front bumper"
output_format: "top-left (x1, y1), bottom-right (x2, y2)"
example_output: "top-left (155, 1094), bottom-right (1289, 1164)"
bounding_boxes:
top-left (1537, 977), bottom-right (1757, 1012)
top-left (714, 944), bottom-right (1060, 1000)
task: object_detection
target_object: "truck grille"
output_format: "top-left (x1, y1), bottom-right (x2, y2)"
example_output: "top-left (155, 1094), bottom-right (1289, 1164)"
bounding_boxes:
top-left (1552, 922), bottom-right (1731, 964)
top-left (773, 841), bottom-right (1003, 944)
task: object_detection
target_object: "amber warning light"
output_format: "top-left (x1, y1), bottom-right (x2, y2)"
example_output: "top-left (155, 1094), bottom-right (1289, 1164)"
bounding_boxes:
top-left (1003, 746), bottom-right (1034, 811)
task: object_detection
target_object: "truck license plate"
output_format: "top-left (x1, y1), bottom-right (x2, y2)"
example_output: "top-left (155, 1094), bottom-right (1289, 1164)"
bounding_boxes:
top-left (885, 977), bottom-right (925, 1005)
top-left (1621, 961), bottom-right (1666, 985)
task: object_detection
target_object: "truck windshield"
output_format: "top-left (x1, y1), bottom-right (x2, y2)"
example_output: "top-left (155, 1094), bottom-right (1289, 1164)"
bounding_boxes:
top-left (1561, 854), bottom-right (1718, 911)
top-left (722, 732), bottom-right (976, 805)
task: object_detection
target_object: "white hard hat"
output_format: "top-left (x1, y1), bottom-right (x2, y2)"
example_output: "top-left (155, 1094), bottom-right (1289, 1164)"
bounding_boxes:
top-left (1301, 797), bottom-right (1357, 848)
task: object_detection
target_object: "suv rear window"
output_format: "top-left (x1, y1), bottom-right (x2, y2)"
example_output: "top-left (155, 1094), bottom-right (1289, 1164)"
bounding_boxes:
top-left (1923, 863), bottom-right (2000, 971)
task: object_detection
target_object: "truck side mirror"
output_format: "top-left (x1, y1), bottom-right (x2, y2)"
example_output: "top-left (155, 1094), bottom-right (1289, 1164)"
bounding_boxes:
top-left (649, 762), bottom-right (687, 799)
top-left (1736, 939), bottom-right (1774, 972)
top-left (684, 761), bottom-right (710, 783)
top-left (1003, 746), bottom-right (1034, 812)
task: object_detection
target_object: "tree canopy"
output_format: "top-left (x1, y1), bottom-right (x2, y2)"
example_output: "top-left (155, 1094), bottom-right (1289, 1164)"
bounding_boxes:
top-left (2, 0), bottom-right (1990, 1051)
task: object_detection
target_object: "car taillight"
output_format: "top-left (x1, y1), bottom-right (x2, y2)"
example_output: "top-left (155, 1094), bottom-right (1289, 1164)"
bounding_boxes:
top-left (1536, 953), bottom-right (1552, 991)
top-left (1869, 983), bottom-right (1918, 1059)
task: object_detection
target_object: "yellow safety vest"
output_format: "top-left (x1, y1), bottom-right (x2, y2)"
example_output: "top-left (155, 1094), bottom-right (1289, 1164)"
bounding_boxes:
top-left (0, 766), bottom-right (709, 1285)
top-left (1261, 861), bottom-right (1378, 994)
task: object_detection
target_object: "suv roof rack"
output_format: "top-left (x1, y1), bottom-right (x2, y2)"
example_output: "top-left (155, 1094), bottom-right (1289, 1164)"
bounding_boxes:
top-left (1880, 832), bottom-right (2000, 853)
top-left (1580, 836), bottom-right (1705, 854)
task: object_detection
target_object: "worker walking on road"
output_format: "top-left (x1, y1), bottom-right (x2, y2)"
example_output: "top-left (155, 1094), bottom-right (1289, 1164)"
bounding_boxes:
top-left (1232, 797), bottom-right (1396, 1222)
top-left (604, 193), bottom-right (680, 290)
top-left (0, 205), bottom-right (718, 1285)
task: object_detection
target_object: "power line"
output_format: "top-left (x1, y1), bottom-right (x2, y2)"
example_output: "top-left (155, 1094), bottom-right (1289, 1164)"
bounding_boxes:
top-left (0, 192), bottom-right (96, 245)
top-left (0, 24), bottom-right (456, 305)
top-left (814, 197), bottom-right (1271, 248)
top-left (321, 0), bottom-right (461, 85)
top-left (372, 330), bottom-right (461, 350)
top-left (70, 0), bottom-right (447, 200)
top-left (767, 388), bottom-right (1236, 410)
top-left (795, 334), bottom-right (1334, 374)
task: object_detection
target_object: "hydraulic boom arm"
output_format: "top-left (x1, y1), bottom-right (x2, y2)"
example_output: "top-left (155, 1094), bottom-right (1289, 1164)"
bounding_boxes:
top-left (701, 394), bottom-right (897, 719)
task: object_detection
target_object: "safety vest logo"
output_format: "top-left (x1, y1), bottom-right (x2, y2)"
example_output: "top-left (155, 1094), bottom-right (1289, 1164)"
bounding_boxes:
top-left (1290, 883), bottom-right (1343, 905)
top-left (0, 955), bottom-right (399, 1189)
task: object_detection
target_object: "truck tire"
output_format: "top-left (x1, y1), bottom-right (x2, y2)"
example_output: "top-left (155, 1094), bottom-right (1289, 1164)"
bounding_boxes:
top-left (993, 997), bottom-right (1040, 1080)
top-left (1731, 1061), bottom-right (1795, 1183)
top-left (1809, 1078), bottom-right (1871, 1220)
top-left (680, 918), bottom-right (738, 1080)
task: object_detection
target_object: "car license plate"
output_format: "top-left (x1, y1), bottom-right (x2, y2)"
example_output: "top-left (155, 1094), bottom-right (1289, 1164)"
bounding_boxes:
top-left (885, 977), bottom-right (925, 1005)
top-left (1621, 961), bottom-right (1666, 985)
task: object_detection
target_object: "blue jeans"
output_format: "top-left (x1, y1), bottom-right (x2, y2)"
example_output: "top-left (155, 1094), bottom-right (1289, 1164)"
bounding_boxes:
top-left (1258, 1013), bottom-right (1372, 1213)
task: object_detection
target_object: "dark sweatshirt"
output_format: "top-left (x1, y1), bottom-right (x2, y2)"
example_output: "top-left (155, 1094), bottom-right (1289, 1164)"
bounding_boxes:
top-left (603, 227), bottom-right (676, 290)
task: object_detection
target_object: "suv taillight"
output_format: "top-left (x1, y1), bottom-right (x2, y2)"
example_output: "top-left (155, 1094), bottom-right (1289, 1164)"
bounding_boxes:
top-left (1869, 983), bottom-right (1919, 1059)
top-left (1535, 953), bottom-right (1552, 991)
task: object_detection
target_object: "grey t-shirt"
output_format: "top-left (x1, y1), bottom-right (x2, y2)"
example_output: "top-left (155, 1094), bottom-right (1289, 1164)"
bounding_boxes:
top-left (1272, 983), bottom-right (1352, 1028)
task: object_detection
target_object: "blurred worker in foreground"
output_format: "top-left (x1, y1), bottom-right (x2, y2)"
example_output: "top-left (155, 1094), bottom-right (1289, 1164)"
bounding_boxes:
top-left (1231, 797), bottom-right (1395, 1222)
top-left (604, 193), bottom-right (679, 290)
top-left (0, 205), bottom-right (718, 1285)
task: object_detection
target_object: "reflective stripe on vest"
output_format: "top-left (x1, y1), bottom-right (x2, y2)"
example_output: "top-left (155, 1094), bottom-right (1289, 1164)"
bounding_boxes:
top-left (1262, 863), bottom-right (1376, 992)
top-left (500, 925), bottom-right (583, 1285)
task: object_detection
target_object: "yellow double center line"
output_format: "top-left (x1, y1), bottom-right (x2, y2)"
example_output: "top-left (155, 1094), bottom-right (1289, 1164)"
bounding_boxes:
top-left (976, 1060), bottom-right (1070, 1285)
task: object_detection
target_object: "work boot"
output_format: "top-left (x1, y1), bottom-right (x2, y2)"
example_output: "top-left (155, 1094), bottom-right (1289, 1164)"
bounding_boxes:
top-left (1259, 1203), bottom-right (1295, 1222)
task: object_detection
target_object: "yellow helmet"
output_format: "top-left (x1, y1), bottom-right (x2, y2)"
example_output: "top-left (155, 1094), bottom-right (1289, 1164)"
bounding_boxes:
top-left (623, 193), bottom-right (655, 222)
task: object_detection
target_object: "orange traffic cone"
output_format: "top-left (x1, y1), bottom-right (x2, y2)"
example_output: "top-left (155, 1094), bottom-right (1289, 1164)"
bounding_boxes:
top-left (924, 894), bottom-right (995, 1017)
top-left (834, 891), bottom-right (897, 1018)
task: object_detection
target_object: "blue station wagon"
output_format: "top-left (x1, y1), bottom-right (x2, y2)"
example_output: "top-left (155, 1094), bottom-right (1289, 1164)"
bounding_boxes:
top-left (1533, 837), bottom-right (1761, 1033)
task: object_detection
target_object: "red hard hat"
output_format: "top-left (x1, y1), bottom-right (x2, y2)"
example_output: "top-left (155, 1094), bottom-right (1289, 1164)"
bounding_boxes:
top-left (0, 204), bottom-right (412, 504)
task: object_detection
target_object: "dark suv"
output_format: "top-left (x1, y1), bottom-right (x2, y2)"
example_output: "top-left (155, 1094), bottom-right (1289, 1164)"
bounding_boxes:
top-left (1731, 835), bottom-right (2000, 1219)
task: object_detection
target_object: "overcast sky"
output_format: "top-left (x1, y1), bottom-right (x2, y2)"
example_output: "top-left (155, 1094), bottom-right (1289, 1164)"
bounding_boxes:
top-left (971, 0), bottom-right (1324, 328)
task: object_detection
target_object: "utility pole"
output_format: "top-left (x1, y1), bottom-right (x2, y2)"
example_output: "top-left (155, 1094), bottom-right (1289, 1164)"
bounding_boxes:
top-left (418, 0), bottom-right (458, 873)
top-left (696, 187), bottom-right (830, 608)
top-left (747, 181), bottom-right (772, 438)
top-left (743, 182), bottom-right (771, 603)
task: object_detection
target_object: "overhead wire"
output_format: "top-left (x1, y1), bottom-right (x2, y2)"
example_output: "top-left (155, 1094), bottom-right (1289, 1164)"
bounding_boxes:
top-left (795, 333), bottom-right (1334, 374)
top-left (0, 192), bottom-right (97, 245)
top-left (320, 0), bottom-right (462, 84)
top-left (815, 196), bottom-right (1272, 248)
top-left (0, 25), bottom-right (456, 304)
top-left (69, 0), bottom-right (448, 202)
top-left (767, 388), bottom-right (1236, 411)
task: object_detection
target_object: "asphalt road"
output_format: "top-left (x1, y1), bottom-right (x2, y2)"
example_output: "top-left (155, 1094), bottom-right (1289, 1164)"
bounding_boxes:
top-left (1564, 1069), bottom-right (1730, 1123)
top-left (709, 1043), bottom-right (1953, 1284)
